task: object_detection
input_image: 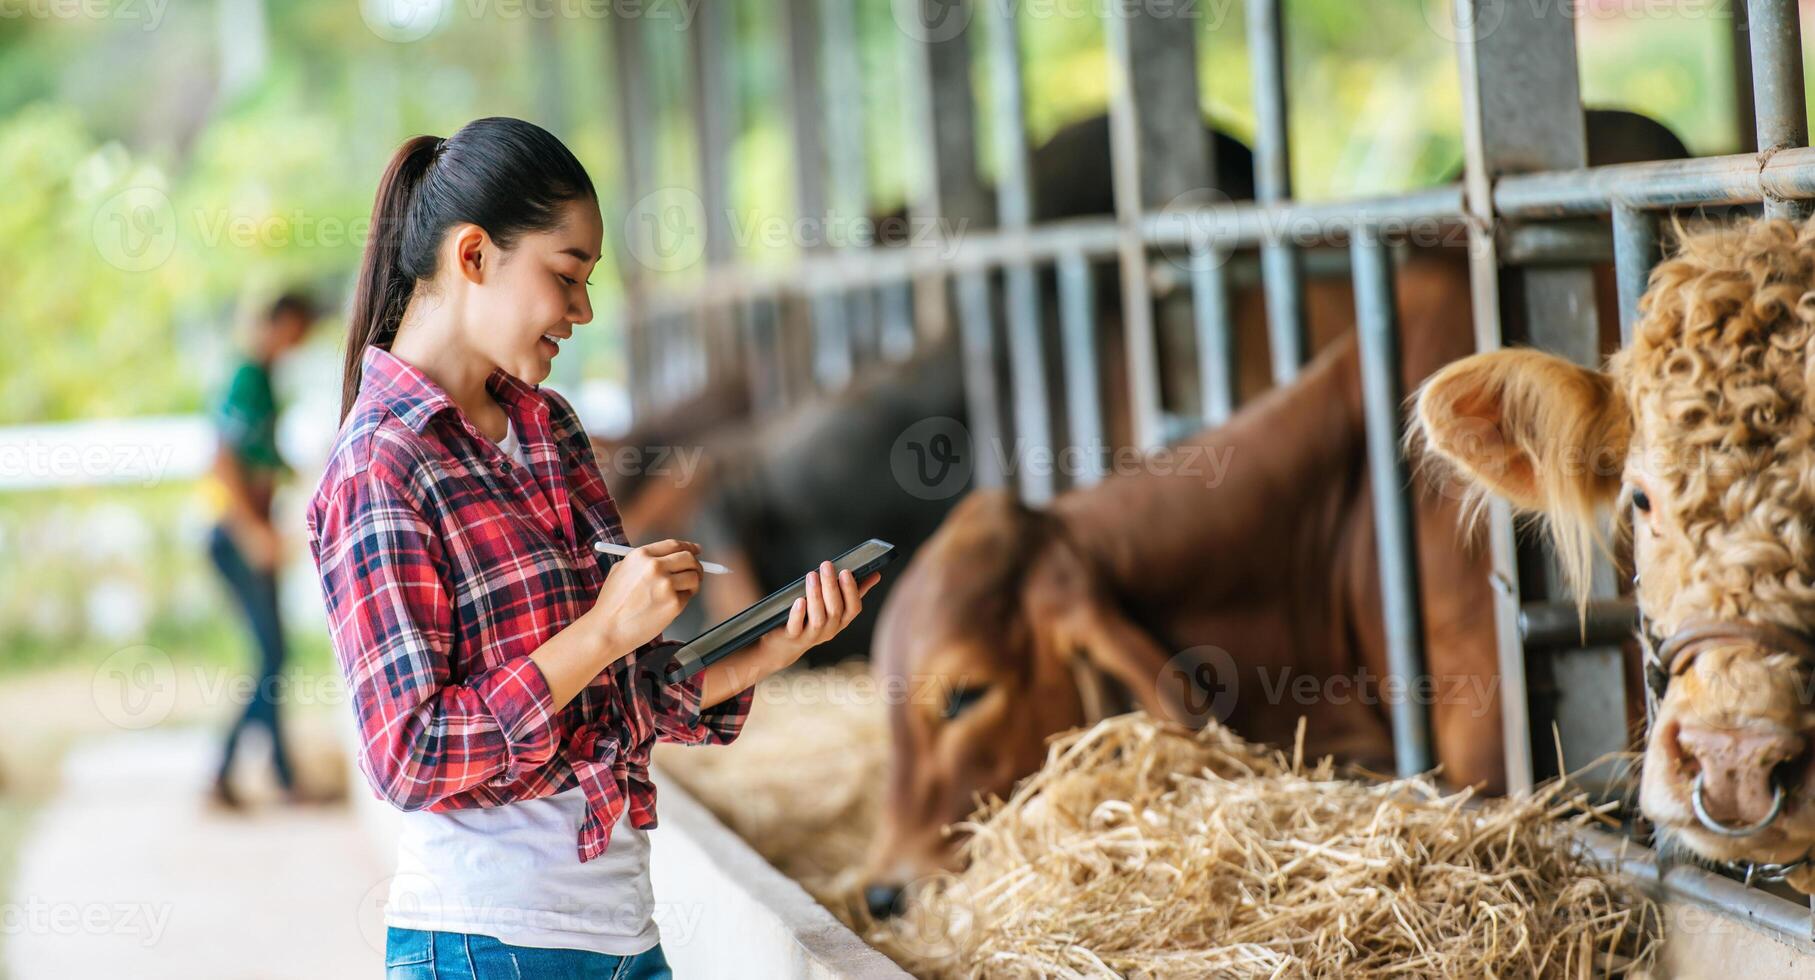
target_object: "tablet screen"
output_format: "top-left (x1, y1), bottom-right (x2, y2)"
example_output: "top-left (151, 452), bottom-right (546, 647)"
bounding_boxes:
top-left (657, 539), bottom-right (896, 682)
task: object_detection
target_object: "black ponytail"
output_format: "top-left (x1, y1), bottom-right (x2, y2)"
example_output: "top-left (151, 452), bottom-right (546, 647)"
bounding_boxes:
top-left (341, 118), bottom-right (597, 420)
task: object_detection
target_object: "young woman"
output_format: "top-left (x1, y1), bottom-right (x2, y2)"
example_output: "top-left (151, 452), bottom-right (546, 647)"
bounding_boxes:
top-left (208, 292), bottom-right (315, 808)
top-left (308, 117), bottom-right (879, 979)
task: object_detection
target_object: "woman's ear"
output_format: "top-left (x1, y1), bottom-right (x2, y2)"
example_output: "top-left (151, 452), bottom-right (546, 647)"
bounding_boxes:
top-left (448, 223), bottom-right (489, 284)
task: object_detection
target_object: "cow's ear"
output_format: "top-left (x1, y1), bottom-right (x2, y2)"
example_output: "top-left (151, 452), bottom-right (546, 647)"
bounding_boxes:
top-left (1413, 348), bottom-right (1629, 601)
top-left (1414, 348), bottom-right (1628, 514)
top-left (1023, 549), bottom-right (1195, 727)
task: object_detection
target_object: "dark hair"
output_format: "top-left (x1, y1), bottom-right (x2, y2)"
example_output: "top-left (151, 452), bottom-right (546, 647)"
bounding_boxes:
top-left (267, 291), bottom-right (317, 326)
top-left (342, 117), bottom-right (597, 419)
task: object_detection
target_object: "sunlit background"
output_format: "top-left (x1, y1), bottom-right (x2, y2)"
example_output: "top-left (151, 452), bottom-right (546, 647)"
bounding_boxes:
top-left (0, 0), bottom-right (1789, 975)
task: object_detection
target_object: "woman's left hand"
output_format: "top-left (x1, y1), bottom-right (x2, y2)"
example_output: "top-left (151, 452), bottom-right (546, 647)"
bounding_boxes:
top-left (756, 561), bottom-right (882, 667)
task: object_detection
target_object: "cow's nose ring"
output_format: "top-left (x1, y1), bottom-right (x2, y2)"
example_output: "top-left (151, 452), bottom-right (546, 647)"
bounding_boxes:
top-left (1690, 771), bottom-right (1787, 837)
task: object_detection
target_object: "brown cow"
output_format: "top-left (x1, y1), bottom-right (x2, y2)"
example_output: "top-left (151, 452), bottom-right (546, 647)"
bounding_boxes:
top-left (862, 248), bottom-right (1501, 911)
top-left (1416, 218), bottom-right (1815, 892)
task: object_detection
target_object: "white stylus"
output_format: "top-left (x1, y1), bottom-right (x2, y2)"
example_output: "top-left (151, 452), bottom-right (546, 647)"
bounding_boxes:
top-left (593, 540), bottom-right (732, 575)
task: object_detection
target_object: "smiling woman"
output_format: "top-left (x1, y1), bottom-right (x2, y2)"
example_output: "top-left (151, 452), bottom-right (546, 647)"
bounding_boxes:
top-left (308, 117), bottom-right (881, 980)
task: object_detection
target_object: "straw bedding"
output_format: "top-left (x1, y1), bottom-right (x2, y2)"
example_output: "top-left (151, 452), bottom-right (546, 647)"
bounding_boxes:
top-left (654, 665), bottom-right (1661, 978)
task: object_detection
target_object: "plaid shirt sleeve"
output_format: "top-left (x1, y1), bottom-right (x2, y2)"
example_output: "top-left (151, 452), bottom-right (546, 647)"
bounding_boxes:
top-left (637, 639), bottom-right (756, 746)
top-left (313, 460), bottom-right (563, 810)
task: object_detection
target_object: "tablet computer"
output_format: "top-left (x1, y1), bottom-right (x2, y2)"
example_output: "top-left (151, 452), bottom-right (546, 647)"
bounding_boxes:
top-left (655, 539), bottom-right (897, 682)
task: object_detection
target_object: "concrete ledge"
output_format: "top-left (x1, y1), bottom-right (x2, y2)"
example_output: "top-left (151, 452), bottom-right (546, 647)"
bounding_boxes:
top-left (650, 763), bottom-right (910, 979)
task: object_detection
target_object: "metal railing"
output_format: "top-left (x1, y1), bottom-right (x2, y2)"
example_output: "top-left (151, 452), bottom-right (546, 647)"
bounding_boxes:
top-left (604, 0), bottom-right (1815, 923)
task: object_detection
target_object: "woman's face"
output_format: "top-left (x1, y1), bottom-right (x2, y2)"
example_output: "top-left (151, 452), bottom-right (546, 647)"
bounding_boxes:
top-left (464, 197), bottom-right (603, 386)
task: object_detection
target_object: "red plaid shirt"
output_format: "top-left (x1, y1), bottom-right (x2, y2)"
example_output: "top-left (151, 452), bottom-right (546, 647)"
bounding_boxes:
top-left (307, 346), bottom-right (753, 861)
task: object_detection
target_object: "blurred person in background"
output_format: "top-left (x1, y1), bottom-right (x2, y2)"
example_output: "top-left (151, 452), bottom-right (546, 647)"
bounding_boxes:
top-left (206, 292), bottom-right (317, 809)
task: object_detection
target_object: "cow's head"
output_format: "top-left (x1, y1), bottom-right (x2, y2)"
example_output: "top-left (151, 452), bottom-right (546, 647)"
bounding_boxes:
top-left (860, 488), bottom-right (1193, 916)
top-left (1414, 219), bottom-right (1815, 888)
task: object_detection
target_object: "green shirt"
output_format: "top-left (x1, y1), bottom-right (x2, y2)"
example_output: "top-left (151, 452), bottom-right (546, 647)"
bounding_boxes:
top-left (214, 359), bottom-right (285, 472)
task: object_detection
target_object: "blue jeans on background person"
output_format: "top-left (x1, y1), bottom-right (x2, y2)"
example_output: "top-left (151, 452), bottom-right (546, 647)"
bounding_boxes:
top-left (207, 523), bottom-right (296, 794)
top-left (385, 928), bottom-right (674, 980)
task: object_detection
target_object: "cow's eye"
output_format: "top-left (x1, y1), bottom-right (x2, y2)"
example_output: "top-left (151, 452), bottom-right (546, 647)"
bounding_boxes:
top-left (1632, 489), bottom-right (1652, 513)
top-left (942, 684), bottom-right (989, 720)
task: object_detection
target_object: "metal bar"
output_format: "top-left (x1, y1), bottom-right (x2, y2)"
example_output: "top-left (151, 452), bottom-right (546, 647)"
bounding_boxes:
top-left (898, 0), bottom-right (989, 350)
top-left (981, 0), bottom-right (1053, 503)
top-left (1576, 827), bottom-right (1815, 949)
top-left (1497, 146), bottom-right (1815, 217)
top-left (1351, 226), bottom-right (1432, 778)
top-left (812, 290), bottom-right (855, 390)
top-left (1057, 252), bottom-right (1106, 488)
top-left (1501, 221), bottom-right (1614, 267)
top-left (1748, 0), bottom-right (1811, 221)
top-left (1519, 598), bottom-right (1638, 649)
top-left (1246, 0), bottom-right (1306, 385)
top-left (956, 269), bottom-right (1006, 489)
top-left (783, 0), bottom-right (828, 226)
top-left (1612, 204), bottom-right (1662, 347)
top-left (688, 0), bottom-right (736, 268)
top-left (820, 0), bottom-right (868, 223)
top-left (1189, 240), bottom-right (1236, 426)
top-left (609, 7), bottom-right (657, 418)
top-left (1731, 0), bottom-right (1759, 153)
top-left (880, 280), bottom-right (916, 361)
top-left (1104, 1), bottom-right (1163, 450)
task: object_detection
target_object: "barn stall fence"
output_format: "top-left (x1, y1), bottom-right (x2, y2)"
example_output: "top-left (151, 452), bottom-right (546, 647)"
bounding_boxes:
top-left (599, 0), bottom-right (1815, 964)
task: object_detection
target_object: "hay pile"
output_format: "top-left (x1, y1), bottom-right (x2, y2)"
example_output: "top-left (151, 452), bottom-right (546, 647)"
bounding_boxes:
top-left (657, 667), bottom-right (1661, 978)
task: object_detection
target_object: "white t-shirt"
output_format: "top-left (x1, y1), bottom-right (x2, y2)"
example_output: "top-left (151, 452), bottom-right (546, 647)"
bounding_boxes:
top-left (383, 419), bottom-right (658, 955)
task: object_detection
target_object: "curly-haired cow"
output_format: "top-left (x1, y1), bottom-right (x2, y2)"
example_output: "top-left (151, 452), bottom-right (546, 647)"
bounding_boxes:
top-left (1417, 218), bottom-right (1815, 892)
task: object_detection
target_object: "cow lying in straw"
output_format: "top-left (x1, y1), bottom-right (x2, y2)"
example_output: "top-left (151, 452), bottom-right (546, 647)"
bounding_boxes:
top-left (1415, 218), bottom-right (1815, 892)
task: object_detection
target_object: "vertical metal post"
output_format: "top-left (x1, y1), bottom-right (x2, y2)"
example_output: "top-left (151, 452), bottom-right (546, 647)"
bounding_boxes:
top-left (1105, 0), bottom-right (1216, 448)
top-left (899, 0), bottom-right (992, 346)
top-left (1189, 239), bottom-right (1236, 426)
top-left (880, 280), bottom-right (917, 362)
top-left (1612, 205), bottom-right (1661, 347)
top-left (813, 288), bottom-right (856, 389)
top-left (1245, 0), bottom-right (1306, 385)
top-left (1747, 0), bottom-right (1811, 220)
top-left (982, 0), bottom-right (1053, 503)
top-left (1453, 0), bottom-right (1604, 794)
top-left (1351, 227), bottom-right (1433, 777)
top-left (1058, 252), bottom-right (1106, 487)
top-left (956, 268), bottom-right (1006, 489)
top-left (610, 7), bottom-right (658, 419)
top-left (1731, 0), bottom-right (1759, 153)
top-left (687, 0), bottom-right (738, 387)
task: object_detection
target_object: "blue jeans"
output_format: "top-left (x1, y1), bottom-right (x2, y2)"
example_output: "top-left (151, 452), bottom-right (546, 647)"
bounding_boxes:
top-left (207, 523), bottom-right (295, 790)
top-left (385, 927), bottom-right (673, 980)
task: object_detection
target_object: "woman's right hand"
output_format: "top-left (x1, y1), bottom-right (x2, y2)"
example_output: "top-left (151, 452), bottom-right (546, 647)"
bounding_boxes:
top-left (587, 539), bottom-right (704, 664)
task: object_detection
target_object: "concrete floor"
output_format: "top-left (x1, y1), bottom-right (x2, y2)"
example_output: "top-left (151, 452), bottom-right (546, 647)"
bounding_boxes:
top-left (4, 728), bottom-right (385, 980)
